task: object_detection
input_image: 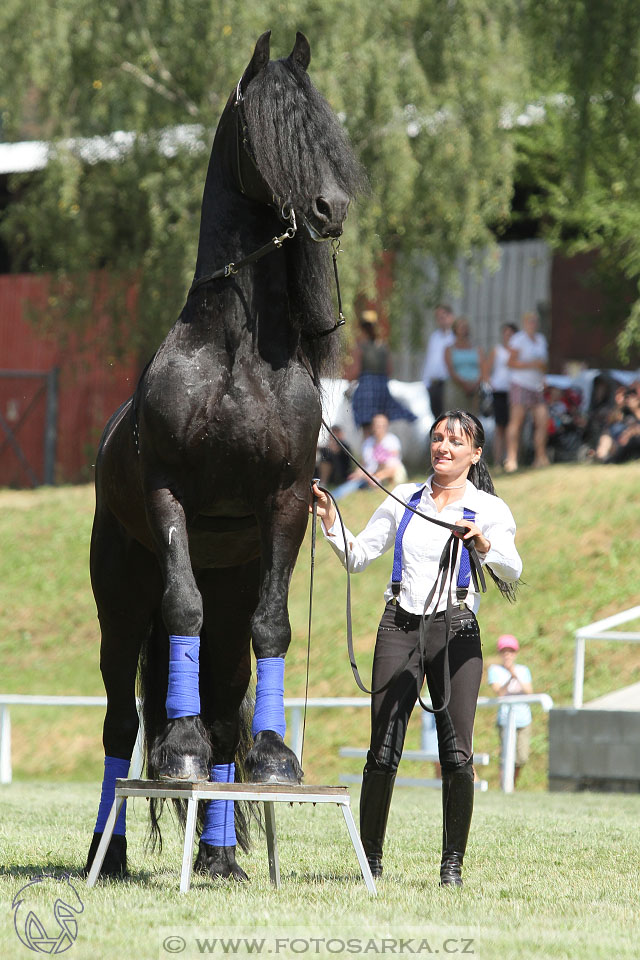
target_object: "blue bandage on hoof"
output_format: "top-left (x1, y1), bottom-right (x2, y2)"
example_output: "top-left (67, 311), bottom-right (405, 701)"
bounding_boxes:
top-left (201, 763), bottom-right (236, 846)
top-left (252, 657), bottom-right (286, 738)
top-left (166, 635), bottom-right (200, 719)
top-left (94, 756), bottom-right (130, 835)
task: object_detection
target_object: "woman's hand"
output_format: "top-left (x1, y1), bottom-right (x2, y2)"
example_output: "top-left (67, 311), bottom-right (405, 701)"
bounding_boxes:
top-left (310, 481), bottom-right (336, 531)
top-left (455, 518), bottom-right (491, 555)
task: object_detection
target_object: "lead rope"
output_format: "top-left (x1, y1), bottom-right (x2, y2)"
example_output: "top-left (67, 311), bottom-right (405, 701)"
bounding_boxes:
top-left (299, 492), bottom-right (318, 769)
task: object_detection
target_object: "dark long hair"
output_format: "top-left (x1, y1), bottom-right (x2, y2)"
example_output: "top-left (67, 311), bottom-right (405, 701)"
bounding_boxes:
top-left (430, 410), bottom-right (519, 601)
top-left (242, 57), bottom-right (366, 380)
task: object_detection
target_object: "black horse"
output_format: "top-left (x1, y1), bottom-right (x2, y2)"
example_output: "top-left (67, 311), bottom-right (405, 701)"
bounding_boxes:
top-left (85, 31), bottom-right (363, 881)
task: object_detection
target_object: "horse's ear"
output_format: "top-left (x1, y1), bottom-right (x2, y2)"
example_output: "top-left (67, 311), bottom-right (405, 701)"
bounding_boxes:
top-left (241, 31), bottom-right (271, 91)
top-left (289, 31), bottom-right (311, 71)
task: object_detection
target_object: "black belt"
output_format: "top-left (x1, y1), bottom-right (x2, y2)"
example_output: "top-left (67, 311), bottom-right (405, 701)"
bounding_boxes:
top-left (387, 600), bottom-right (468, 632)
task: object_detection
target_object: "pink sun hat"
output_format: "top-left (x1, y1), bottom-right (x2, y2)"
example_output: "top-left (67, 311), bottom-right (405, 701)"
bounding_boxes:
top-left (497, 634), bottom-right (519, 652)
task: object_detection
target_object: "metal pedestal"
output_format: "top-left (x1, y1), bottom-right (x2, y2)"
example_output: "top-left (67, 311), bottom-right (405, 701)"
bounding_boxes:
top-left (86, 780), bottom-right (376, 895)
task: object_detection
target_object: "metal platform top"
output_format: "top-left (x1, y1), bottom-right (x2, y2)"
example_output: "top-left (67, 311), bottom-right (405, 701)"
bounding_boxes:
top-left (114, 779), bottom-right (351, 804)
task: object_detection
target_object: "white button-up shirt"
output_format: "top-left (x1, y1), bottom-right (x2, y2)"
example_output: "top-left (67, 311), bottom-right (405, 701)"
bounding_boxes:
top-left (323, 477), bottom-right (522, 615)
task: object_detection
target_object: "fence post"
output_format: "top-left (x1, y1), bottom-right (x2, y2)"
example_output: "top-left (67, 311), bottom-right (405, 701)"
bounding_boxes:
top-left (501, 707), bottom-right (516, 793)
top-left (573, 635), bottom-right (585, 709)
top-left (43, 367), bottom-right (59, 485)
top-left (0, 706), bottom-right (12, 784)
top-left (288, 706), bottom-right (303, 763)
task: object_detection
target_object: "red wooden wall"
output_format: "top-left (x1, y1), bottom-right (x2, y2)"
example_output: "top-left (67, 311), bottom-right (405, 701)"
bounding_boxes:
top-left (0, 274), bottom-right (140, 486)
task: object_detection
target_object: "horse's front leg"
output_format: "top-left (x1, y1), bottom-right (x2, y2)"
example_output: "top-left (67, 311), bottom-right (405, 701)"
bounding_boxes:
top-left (245, 489), bottom-right (309, 784)
top-left (146, 486), bottom-right (212, 781)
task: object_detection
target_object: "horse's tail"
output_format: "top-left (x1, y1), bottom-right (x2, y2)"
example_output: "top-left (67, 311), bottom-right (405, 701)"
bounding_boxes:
top-left (137, 613), bottom-right (256, 853)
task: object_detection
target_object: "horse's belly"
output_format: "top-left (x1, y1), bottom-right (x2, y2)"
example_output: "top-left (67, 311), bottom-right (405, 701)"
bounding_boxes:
top-left (188, 514), bottom-right (260, 569)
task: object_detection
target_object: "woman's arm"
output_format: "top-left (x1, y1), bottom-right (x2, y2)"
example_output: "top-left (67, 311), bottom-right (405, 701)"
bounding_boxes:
top-left (310, 482), bottom-right (398, 573)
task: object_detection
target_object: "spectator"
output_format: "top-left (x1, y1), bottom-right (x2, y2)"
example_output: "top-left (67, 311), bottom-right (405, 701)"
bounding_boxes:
top-left (484, 323), bottom-right (518, 466)
top-left (316, 425), bottom-right (353, 488)
top-left (592, 384), bottom-right (633, 462)
top-left (583, 374), bottom-right (616, 453)
top-left (332, 413), bottom-right (407, 501)
top-left (545, 385), bottom-right (586, 462)
top-left (350, 311), bottom-right (416, 433)
top-left (598, 386), bottom-right (640, 463)
top-left (444, 316), bottom-right (485, 414)
top-left (421, 304), bottom-right (455, 420)
top-left (504, 312), bottom-right (549, 472)
top-left (487, 634), bottom-right (533, 787)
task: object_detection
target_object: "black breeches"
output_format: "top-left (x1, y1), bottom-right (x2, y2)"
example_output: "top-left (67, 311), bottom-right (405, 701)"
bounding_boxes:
top-left (367, 602), bottom-right (483, 774)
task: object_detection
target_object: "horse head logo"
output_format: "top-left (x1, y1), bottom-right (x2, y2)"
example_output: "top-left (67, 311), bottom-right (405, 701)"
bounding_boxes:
top-left (12, 874), bottom-right (84, 954)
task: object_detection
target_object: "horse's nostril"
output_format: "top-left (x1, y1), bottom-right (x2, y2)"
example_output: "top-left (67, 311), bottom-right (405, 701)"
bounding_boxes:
top-left (314, 197), bottom-right (332, 221)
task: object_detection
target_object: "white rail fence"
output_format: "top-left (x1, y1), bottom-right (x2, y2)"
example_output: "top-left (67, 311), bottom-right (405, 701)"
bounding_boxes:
top-left (573, 606), bottom-right (640, 709)
top-left (0, 693), bottom-right (552, 793)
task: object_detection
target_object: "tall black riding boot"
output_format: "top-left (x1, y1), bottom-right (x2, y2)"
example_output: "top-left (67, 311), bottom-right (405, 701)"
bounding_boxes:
top-left (359, 762), bottom-right (396, 878)
top-left (440, 759), bottom-right (474, 887)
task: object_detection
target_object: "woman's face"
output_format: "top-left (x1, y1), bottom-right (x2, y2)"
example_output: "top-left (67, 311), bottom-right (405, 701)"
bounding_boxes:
top-left (431, 419), bottom-right (481, 479)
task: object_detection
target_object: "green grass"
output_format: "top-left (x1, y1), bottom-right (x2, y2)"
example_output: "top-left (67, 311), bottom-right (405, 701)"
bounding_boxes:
top-left (1, 783), bottom-right (639, 960)
top-left (0, 462), bottom-right (639, 787)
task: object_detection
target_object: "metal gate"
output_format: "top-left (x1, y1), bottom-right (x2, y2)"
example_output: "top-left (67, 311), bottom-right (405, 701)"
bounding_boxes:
top-left (0, 368), bottom-right (59, 487)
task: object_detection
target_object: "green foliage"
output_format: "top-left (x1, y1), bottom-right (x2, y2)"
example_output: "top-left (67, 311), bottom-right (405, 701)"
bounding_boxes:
top-left (517, 0), bottom-right (640, 359)
top-left (0, 0), bottom-right (523, 359)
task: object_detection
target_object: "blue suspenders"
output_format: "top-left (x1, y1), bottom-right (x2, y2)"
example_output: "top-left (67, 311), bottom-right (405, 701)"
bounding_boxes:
top-left (391, 485), bottom-right (476, 604)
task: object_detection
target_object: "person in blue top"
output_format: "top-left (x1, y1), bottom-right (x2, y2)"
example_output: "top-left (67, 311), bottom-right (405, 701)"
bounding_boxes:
top-left (487, 635), bottom-right (533, 786)
top-left (444, 317), bottom-right (485, 414)
top-left (312, 410), bottom-right (522, 887)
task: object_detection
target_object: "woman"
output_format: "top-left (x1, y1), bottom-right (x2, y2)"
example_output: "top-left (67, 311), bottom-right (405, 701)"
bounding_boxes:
top-left (504, 312), bottom-right (549, 472)
top-left (484, 323), bottom-right (518, 466)
top-left (444, 317), bottom-right (484, 414)
top-left (312, 410), bottom-right (521, 887)
top-left (350, 310), bottom-right (417, 431)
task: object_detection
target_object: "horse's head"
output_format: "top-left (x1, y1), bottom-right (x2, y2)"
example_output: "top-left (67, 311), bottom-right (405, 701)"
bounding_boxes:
top-left (232, 31), bottom-right (364, 240)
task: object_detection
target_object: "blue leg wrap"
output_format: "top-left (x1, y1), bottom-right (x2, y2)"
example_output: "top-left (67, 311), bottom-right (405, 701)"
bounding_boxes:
top-left (94, 756), bottom-right (130, 835)
top-left (201, 763), bottom-right (236, 846)
top-left (166, 635), bottom-right (200, 719)
top-left (252, 657), bottom-right (286, 738)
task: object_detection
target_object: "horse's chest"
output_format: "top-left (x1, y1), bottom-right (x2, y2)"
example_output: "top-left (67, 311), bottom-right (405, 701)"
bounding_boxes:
top-left (208, 370), bottom-right (319, 457)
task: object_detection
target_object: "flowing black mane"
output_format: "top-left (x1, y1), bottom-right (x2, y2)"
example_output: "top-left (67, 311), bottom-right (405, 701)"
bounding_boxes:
top-left (236, 52), bottom-right (365, 380)
top-left (243, 58), bottom-right (364, 213)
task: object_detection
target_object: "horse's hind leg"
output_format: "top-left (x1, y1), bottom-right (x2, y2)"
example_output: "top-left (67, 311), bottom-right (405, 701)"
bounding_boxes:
top-left (143, 487), bottom-right (211, 781)
top-left (193, 563), bottom-right (258, 882)
top-left (85, 507), bottom-right (161, 878)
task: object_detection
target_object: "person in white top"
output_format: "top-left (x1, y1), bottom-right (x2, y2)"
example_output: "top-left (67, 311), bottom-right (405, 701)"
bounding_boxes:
top-left (311, 410), bottom-right (522, 887)
top-left (484, 322), bottom-right (517, 466)
top-left (421, 304), bottom-right (455, 420)
top-left (331, 413), bottom-right (407, 501)
top-left (504, 312), bottom-right (549, 472)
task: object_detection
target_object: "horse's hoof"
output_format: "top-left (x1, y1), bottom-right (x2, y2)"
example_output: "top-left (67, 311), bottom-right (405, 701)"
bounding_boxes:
top-left (150, 716), bottom-right (212, 781)
top-left (194, 841), bottom-right (249, 881)
top-left (83, 832), bottom-right (128, 878)
top-left (245, 730), bottom-right (304, 784)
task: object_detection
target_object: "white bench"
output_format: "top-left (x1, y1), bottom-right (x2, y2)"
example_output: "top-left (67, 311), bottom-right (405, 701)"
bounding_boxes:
top-left (85, 779), bottom-right (377, 895)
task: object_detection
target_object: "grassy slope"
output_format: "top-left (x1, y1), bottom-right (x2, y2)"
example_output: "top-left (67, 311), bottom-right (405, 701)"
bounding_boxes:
top-left (1, 785), bottom-right (639, 960)
top-left (0, 462), bottom-right (639, 787)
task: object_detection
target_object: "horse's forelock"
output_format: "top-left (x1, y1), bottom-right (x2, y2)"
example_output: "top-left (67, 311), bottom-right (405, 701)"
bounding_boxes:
top-left (242, 59), bottom-right (364, 207)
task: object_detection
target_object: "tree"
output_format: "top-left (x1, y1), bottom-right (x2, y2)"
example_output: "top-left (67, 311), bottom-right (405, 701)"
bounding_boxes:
top-left (516, 0), bottom-right (640, 361)
top-left (0, 1), bottom-right (524, 360)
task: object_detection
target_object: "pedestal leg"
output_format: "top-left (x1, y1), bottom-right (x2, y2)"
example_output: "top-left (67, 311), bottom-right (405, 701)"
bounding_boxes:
top-left (264, 801), bottom-right (280, 888)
